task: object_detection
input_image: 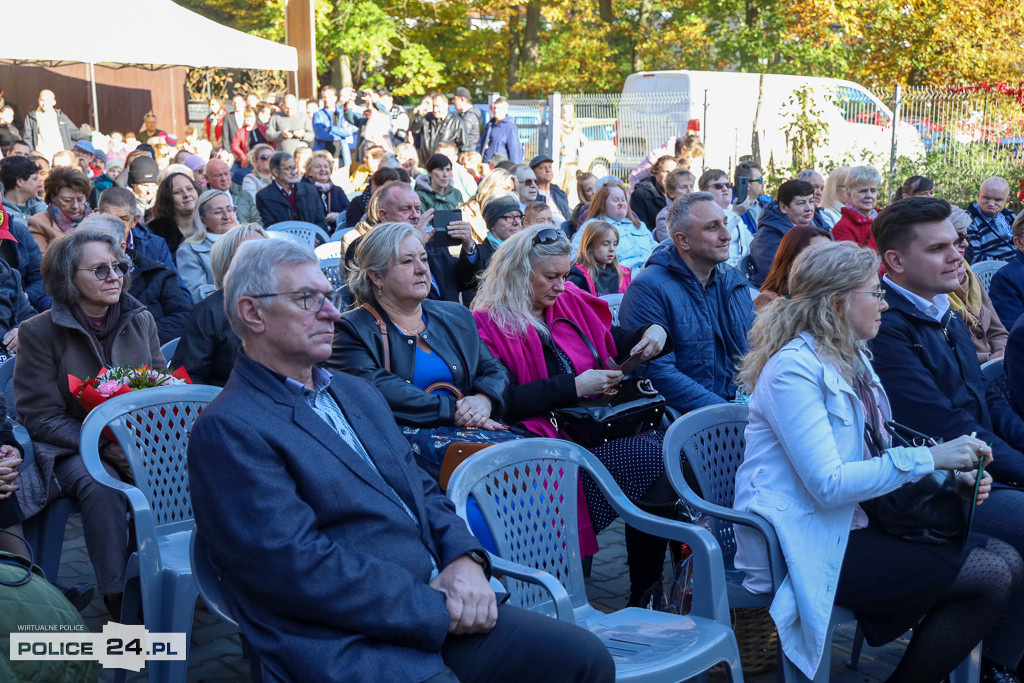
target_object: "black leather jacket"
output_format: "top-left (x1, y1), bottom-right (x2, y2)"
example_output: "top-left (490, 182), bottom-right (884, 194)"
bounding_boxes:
top-left (329, 298), bottom-right (509, 426)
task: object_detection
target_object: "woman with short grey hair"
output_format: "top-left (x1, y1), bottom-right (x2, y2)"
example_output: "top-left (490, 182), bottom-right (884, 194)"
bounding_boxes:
top-left (330, 221), bottom-right (516, 481)
top-left (172, 223), bottom-right (268, 386)
top-left (177, 190), bottom-right (239, 302)
top-left (14, 228), bottom-right (164, 619)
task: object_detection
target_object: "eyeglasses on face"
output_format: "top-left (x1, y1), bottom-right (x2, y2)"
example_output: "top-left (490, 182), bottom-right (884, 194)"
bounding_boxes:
top-left (258, 154), bottom-right (272, 161)
top-left (520, 178), bottom-right (537, 186)
top-left (250, 288), bottom-right (337, 313)
top-left (206, 206), bottom-right (236, 220)
top-left (78, 262), bottom-right (130, 280)
top-left (750, 177), bottom-right (764, 184)
top-left (709, 182), bottom-right (733, 190)
top-left (853, 289), bottom-right (886, 302)
top-left (57, 194), bottom-right (87, 207)
top-left (954, 233), bottom-right (969, 248)
top-left (500, 212), bottom-right (524, 224)
top-left (532, 227), bottom-right (565, 246)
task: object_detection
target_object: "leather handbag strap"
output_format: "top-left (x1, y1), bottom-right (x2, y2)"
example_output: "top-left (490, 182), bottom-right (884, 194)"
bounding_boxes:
top-left (552, 317), bottom-right (605, 370)
top-left (424, 382), bottom-right (464, 400)
top-left (361, 303), bottom-right (391, 372)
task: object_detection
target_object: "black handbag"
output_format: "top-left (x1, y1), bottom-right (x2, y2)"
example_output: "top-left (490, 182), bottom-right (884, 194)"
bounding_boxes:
top-left (860, 420), bottom-right (969, 546)
top-left (549, 318), bottom-right (666, 447)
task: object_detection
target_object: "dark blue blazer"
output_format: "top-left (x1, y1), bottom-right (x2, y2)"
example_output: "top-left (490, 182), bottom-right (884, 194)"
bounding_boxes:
top-left (1007, 316), bottom-right (1024, 416)
top-left (255, 181), bottom-right (329, 231)
top-left (188, 354), bottom-right (485, 682)
top-left (989, 250), bottom-right (1024, 329)
top-left (870, 281), bottom-right (1024, 488)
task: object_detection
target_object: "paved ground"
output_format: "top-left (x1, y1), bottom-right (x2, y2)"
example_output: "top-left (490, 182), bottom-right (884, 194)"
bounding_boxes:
top-left (46, 515), bottom-right (907, 682)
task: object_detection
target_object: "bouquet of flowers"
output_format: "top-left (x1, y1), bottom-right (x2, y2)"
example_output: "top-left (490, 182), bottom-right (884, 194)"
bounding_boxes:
top-left (69, 365), bottom-right (192, 413)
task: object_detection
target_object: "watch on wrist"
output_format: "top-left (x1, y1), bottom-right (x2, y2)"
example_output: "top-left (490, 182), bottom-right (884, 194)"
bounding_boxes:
top-left (465, 550), bottom-right (489, 572)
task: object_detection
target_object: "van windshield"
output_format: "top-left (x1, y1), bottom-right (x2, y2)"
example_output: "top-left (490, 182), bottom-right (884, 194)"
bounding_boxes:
top-left (836, 86), bottom-right (892, 126)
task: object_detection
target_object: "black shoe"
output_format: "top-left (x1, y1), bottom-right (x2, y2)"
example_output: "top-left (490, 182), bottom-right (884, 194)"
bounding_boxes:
top-left (58, 583), bottom-right (95, 612)
top-left (982, 661), bottom-right (1021, 683)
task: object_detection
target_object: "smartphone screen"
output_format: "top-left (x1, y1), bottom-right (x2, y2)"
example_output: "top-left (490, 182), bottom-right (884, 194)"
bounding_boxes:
top-left (432, 209), bottom-right (462, 233)
top-left (733, 177), bottom-right (750, 204)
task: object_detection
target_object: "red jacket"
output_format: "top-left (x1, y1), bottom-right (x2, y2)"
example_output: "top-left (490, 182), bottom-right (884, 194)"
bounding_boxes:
top-left (231, 124), bottom-right (269, 167)
top-left (831, 206), bottom-right (876, 251)
top-left (204, 110), bottom-right (225, 147)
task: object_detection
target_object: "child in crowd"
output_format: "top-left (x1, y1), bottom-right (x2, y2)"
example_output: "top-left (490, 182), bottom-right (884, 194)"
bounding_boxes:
top-left (524, 201), bottom-right (553, 227)
top-left (460, 151), bottom-right (484, 181)
top-left (568, 220), bottom-right (632, 296)
top-left (654, 168), bottom-right (696, 241)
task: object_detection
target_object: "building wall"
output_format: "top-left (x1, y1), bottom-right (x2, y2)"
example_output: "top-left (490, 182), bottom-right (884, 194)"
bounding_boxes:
top-left (0, 63), bottom-right (187, 137)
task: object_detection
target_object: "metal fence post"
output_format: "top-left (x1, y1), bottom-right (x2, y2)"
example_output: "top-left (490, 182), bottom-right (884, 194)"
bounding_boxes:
top-left (889, 83), bottom-right (902, 192)
top-left (548, 91), bottom-right (561, 172)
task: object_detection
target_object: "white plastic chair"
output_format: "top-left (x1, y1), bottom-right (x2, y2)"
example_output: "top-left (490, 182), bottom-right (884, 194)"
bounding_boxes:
top-left (267, 220), bottom-right (331, 248)
top-left (447, 438), bottom-right (744, 682)
top-left (972, 260), bottom-right (1007, 291)
top-left (601, 293), bottom-right (624, 326)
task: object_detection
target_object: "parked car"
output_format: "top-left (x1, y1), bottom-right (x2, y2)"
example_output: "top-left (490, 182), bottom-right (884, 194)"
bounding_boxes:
top-left (575, 118), bottom-right (617, 176)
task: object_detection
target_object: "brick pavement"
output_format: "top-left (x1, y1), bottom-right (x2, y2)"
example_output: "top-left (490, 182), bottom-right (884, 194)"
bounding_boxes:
top-left (48, 515), bottom-right (905, 682)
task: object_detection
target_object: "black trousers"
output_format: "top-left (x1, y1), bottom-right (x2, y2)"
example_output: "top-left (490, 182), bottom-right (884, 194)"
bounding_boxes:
top-left (426, 604), bottom-right (615, 683)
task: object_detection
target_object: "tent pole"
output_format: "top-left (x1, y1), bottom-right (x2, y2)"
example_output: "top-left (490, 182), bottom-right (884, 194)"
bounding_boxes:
top-left (88, 62), bottom-right (99, 131)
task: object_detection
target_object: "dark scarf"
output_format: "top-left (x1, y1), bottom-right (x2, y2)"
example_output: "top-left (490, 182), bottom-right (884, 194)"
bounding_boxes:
top-left (72, 300), bottom-right (122, 366)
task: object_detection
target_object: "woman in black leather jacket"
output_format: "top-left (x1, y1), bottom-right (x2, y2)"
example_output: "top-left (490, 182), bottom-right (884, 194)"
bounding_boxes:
top-left (328, 221), bottom-right (513, 478)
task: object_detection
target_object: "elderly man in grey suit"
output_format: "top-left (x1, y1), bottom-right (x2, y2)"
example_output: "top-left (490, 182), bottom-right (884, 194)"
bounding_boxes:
top-left (187, 238), bottom-right (613, 683)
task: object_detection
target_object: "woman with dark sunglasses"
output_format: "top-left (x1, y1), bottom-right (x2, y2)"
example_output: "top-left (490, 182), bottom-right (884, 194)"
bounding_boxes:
top-left (14, 228), bottom-right (165, 621)
top-left (471, 225), bottom-right (677, 606)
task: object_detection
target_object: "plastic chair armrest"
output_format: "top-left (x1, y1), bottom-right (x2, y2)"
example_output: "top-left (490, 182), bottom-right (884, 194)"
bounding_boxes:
top-left (488, 554), bottom-right (576, 623)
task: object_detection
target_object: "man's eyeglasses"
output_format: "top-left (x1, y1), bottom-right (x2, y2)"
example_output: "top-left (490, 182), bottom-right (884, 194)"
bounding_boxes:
top-left (250, 288), bottom-right (337, 313)
top-left (78, 262), bottom-right (130, 280)
top-left (520, 178), bottom-right (538, 186)
top-left (500, 212), bottom-right (524, 224)
top-left (709, 182), bottom-right (733, 190)
top-left (853, 289), bottom-right (886, 302)
top-left (532, 228), bottom-right (565, 246)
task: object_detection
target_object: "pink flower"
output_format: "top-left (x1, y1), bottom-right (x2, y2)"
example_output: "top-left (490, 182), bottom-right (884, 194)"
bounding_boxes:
top-left (95, 379), bottom-right (127, 397)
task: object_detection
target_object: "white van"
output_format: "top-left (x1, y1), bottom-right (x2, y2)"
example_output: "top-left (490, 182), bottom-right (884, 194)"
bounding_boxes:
top-left (615, 70), bottom-right (924, 174)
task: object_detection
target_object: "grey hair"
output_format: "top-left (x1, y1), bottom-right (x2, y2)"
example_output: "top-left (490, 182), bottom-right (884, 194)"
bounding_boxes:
top-left (269, 151), bottom-right (293, 175)
top-left (667, 191), bottom-right (717, 236)
top-left (470, 224), bottom-right (571, 337)
top-left (188, 189), bottom-right (233, 244)
top-left (349, 222), bottom-right (421, 306)
top-left (223, 238), bottom-right (318, 339)
top-left (42, 229), bottom-right (129, 307)
top-left (210, 223), bottom-right (268, 289)
top-left (78, 213), bottom-right (128, 243)
top-left (948, 206), bottom-right (972, 232)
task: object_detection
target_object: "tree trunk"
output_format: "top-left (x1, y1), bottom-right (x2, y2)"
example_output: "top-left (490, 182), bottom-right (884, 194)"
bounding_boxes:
top-left (507, 8), bottom-right (521, 92)
top-left (741, 0), bottom-right (759, 68)
top-left (751, 73), bottom-right (765, 163)
top-left (337, 55), bottom-right (352, 89)
top-left (598, 0), bottom-right (614, 23)
top-left (631, 0), bottom-right (653, 72)
top-left (523, 1), bottom-right (541, 68)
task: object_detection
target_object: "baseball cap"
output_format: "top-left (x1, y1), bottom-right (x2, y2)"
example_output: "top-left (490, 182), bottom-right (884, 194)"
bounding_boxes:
top-left (529, 153), bottom-right (553, 169)
top-left (453, 87), bottom-right (472, 100)
top-left (127, 156), bottom-right (159, 185)
top-left (73, 140), bottom-right (95, 156)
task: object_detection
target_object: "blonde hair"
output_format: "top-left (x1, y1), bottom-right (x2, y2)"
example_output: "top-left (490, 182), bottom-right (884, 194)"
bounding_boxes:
top-left (736, 241), bottom-right (879, 391)
top-left (471, 225), bottom-right (571, 337)
top-left (575, 220), bottom-right (625, 291)
top-left (846, 165), bottom-right (881, 193)
top-left (585, 180), bottom-right (641, 229)
top-left (210, 223), bottom-right (267, 288)
top-left (462, 168), bottom-right (513, 213)
top-left (187, 189), bottom-right (234, 243)
top-left (821, 166), bottom-right (850, 212)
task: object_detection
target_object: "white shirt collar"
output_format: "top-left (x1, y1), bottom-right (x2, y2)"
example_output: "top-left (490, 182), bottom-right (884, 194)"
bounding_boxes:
top-left (883, 274), bottom-right (950, 322)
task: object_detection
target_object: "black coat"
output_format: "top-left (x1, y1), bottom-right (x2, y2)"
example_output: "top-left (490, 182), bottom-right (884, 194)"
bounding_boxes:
top-left (23, 108), bottom-right (84, 152)
top-left (459, 238), bottom-right (497, 307)
top-left (171, 289), bottom-right (241, 387)
top-left (410, 112), bottom-right (468, 165)
top-left (256, 181), bottom-right (329, 231)
top-left (629, 176), bottom-right (667, 233)
top-left (300, 177), bottom-right (349, 231)
top-left (126, 250), bottom-right (193, 344)
top-left (0, 258), bottom-right (37, 340)
top-left (329, 298), bottom-right (509, 425)
top-left (425, 238), bottom-right (481, 303)
top-left (870, 281), bottom-right (1024, 488)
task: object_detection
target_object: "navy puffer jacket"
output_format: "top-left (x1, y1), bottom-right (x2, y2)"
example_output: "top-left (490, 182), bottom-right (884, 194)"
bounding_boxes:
top-left (619, 243), bottom-right (754, 413)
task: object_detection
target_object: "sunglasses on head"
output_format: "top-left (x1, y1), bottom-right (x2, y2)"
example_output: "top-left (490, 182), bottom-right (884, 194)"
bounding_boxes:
top-left (532, 228), bottom-right (565, 246)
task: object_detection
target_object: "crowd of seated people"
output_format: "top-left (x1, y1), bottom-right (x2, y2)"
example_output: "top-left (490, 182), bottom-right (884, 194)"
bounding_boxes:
top-left (4, 81), bottom-right (1024, 683)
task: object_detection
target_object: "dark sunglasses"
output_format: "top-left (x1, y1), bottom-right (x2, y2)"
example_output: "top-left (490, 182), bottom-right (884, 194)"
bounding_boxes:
top-left (78, 262), bottom-right (130, 280)
top-left (532, 228), bottom-right (565, 246)
top-left (258, 154), bottom-right (272, 161)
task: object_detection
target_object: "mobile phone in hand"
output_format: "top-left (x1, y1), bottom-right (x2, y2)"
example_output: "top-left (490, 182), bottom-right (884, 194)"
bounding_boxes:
top-left (432, 209), bottom-right (463, 232)
top-left (733, 177), bottom-right (750, 204)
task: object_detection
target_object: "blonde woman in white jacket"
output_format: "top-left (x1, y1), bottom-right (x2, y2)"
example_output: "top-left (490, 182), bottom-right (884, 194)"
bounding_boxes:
top-left (732, 241), bottom-right (1019, 682)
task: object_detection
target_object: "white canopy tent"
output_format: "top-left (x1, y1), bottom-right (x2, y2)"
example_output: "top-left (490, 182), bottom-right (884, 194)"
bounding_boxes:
top-left (0, 0), bottom-right (298, 128)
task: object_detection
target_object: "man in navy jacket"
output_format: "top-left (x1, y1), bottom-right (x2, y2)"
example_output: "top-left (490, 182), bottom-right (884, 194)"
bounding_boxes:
top-left (188, 239), bottom-right (612, 683)
top-left (620, 192), bottom-right (754, 413)
top-left (988, 213), bottom-right (1024, 329)
top-left (870, 197), bottom-right (1024, 680)
top-left (255, 151), bottom-right (328, 231)
top-left (479, 98), bottom-right (523, 164)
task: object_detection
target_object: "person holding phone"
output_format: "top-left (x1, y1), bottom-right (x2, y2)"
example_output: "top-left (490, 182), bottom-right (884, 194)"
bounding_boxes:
top-left (471, 225), bottom-right (676, 607)
top-left (733, 240), bottom-right (1018, 682)
top-left (696, 168), bottom-right (751, 268)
